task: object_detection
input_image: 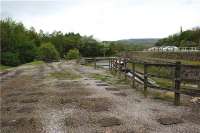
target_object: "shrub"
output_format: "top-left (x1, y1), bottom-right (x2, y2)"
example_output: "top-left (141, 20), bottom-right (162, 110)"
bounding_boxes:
top-left (18, 41), bottom-right (37, 64)
top-left (38, 42), bottom-right (60, 62)
top-left (65, 49), bottom-right (80, 60)
top-left (1, 52), bottom-right (21, 66)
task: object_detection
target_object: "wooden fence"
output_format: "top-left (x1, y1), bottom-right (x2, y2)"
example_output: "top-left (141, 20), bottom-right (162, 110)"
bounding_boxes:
top-left (82, 57), bottom-right (200, 106)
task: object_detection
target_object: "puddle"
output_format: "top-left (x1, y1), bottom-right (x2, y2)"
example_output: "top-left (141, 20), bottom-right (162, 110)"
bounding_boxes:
top-left (98, 117), bottom-right (121, 127)
top-left (105, 87), bottom-right (119, 91)
top-left (113, 92), bottom-right (127, 97)
top-left (21, 98), bottom-right (39, 103)
top-left (157, 117), bottom-right (183, 125)
top-left (96, 83), bottom-right (109, 86)
top-left (16, 106), bottom-right (34, 113)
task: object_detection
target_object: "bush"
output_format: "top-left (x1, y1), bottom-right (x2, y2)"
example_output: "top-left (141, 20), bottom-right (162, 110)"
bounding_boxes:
top-left (38, 42), bottom-right (60, 62)
top-left (1, 52), bottom-right (21, 66)
top-left (65, 49), bottom-right (80, 59)
top-left (18, 41), bottom-right (37, 64)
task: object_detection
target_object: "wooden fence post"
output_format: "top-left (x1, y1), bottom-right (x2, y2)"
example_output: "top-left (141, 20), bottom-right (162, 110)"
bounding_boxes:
top-left (124, 58), bottom-right (127, 80)
top-left (114, 58), bottom-right (117, 75)
top-left (197, 79), bottom-right (200, 89)
top-left (132, 61), bottom-right (135, 88)
top-left (174, 61), bottom-right (181, 106)
top-left (110, 58), bottom-right (112, 72)
top-left (118, 58), bottom-right (121, 79)
top-left (144, 63), bottom-right (148, 97)
top-left (94, 57), bottom-right (96, 69)
top-left (109, 58), bottom-right (111, 70)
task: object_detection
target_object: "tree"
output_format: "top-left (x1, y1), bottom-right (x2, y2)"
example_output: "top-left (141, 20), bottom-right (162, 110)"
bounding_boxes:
top-left (156, 27), bottom-right (200, 47)
top-left (38, 42), bottom-right (60, 62)
top-left (18, 41), bottom-right (37, 64)
top-left (1, 52), bottom-right (21, 66)
top-left (65, 49), bottom-right (80, 59)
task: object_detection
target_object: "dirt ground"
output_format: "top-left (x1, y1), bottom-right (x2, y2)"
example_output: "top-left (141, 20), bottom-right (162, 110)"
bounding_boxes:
top-left (0, 60), bottom-right (200, 133)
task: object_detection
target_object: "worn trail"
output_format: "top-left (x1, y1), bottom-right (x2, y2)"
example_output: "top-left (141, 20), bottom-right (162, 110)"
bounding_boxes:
top-left (0, 61), bottom-right (200, 133)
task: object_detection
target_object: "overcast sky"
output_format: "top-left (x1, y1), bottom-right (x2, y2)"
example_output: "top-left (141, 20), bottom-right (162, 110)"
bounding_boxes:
top-left (1, 0), bottom-right (200, 41)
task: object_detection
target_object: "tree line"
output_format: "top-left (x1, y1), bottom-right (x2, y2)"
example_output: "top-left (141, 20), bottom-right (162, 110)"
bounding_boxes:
top-left (0, 19), bottom-right (113, 66)
top-left (1, 18), bottom-right (153, 66)
top-left (155, 27), bottom-right (200, 47)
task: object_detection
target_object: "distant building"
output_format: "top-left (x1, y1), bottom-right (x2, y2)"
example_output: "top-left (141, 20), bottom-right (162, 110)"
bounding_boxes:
top-left (147, 46), bottom-right (199, 52)
top-left (148, 47), bottom-right (159, 51)
top-left (162, 46), bottom-right (179, 52)
top-left (147, 46), bottom-right (179, 52)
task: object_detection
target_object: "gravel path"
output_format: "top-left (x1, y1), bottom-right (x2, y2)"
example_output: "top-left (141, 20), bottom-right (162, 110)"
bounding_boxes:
top-left (1, 61), bottom-right (200, 133)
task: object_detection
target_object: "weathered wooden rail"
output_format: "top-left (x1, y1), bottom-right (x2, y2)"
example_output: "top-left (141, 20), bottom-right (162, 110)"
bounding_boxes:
top-left (82, 57), bottom-right (200, 105)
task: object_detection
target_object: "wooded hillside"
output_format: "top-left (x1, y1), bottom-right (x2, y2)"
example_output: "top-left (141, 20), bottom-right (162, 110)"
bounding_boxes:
top-left (155, 27), bottom-right (200, 47)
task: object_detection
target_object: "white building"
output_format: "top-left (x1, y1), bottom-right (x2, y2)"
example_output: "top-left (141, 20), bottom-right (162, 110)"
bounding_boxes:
top-left (162, 46), bottom-right (179, 52)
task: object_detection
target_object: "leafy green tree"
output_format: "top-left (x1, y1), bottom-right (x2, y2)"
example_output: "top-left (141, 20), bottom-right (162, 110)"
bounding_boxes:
top-left (18, 41), bottom-right (37, 64)
top-left (156, 27), bottom-right (200, 47)
top-left (38, 42), bottom-right (60, 62)
top-left (65, 49), bottom-right (80, 59)
top-left (1, 52), bottom-right (21, 66)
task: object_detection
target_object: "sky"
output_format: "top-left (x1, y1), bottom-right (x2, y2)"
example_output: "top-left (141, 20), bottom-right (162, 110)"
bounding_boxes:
top-left (0, 0), bottom-right (200, 41)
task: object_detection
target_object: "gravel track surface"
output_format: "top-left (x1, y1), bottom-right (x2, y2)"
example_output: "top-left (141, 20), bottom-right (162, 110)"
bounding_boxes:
top-left (0, 61), bottom-right (200, 133)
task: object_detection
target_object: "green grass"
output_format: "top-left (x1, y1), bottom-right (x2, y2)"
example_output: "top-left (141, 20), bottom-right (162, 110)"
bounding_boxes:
top-left (89, 72), bottom-right (130, 85)
top-left (89, 73), bottom-right (112, 82)
top-left (180, 60), bottom-right (200, 65)
top-left (49, 70), bottom-right (81, 80)
top-left (152, 77), bottom-right (173, 88)
top-left (24, 61), bottom-right (44, 66)
top-left (0, 65), bottom-right (12, 71)
top-left (0, 61), bottom-right (44, 72)
top-left (151, 91), bottom-right (174, 101)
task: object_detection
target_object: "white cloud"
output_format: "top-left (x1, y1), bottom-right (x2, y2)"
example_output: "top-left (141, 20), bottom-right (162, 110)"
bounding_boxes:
top-left (1, 0), bottom-right (200, 40)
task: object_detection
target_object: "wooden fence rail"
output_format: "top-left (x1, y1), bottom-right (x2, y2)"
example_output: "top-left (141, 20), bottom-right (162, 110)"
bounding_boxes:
top-left (83, 57), bottom-right (200, 106)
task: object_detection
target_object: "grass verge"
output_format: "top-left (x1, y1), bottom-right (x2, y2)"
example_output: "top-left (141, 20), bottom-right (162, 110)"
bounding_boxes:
top-left (0, 65), bottom-right (12, 71)
top-left (150, 91), bottom-right (174, 101)
top-left (24, 61), bottom-right (44, 66)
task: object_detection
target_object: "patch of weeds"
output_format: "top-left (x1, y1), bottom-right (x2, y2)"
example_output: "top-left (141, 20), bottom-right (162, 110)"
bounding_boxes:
top-left (49, 70), bottom-right (81, 80)
top-left (57, 89), bottom-right (91, 98)
top-left (90, 73), bottom-right (112, 82)
top-left (114, 79), bottom-right (129, 85)
top-left (181, 60), bottom-right (200, 65)
top-left (65, 116), bottom-right (84, 127)
top-left (152, 77), bottom-right (173, 88)
top-left (59, 98), bottom-right (78, 104)
top-left (78, 97), bottom-right (111, 112)
top-left (152, 91), bottom-right (174, 101)
top-left (1, 75), bottom-right (33, 90)
top-left (84, 63), bottom-right (94, 67)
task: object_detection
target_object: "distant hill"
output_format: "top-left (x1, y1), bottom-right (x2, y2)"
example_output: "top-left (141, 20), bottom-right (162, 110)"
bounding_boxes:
top-left (117, 38), bottom-right (159, 45)
top-left (102, 38), bottom-right (160, 51)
